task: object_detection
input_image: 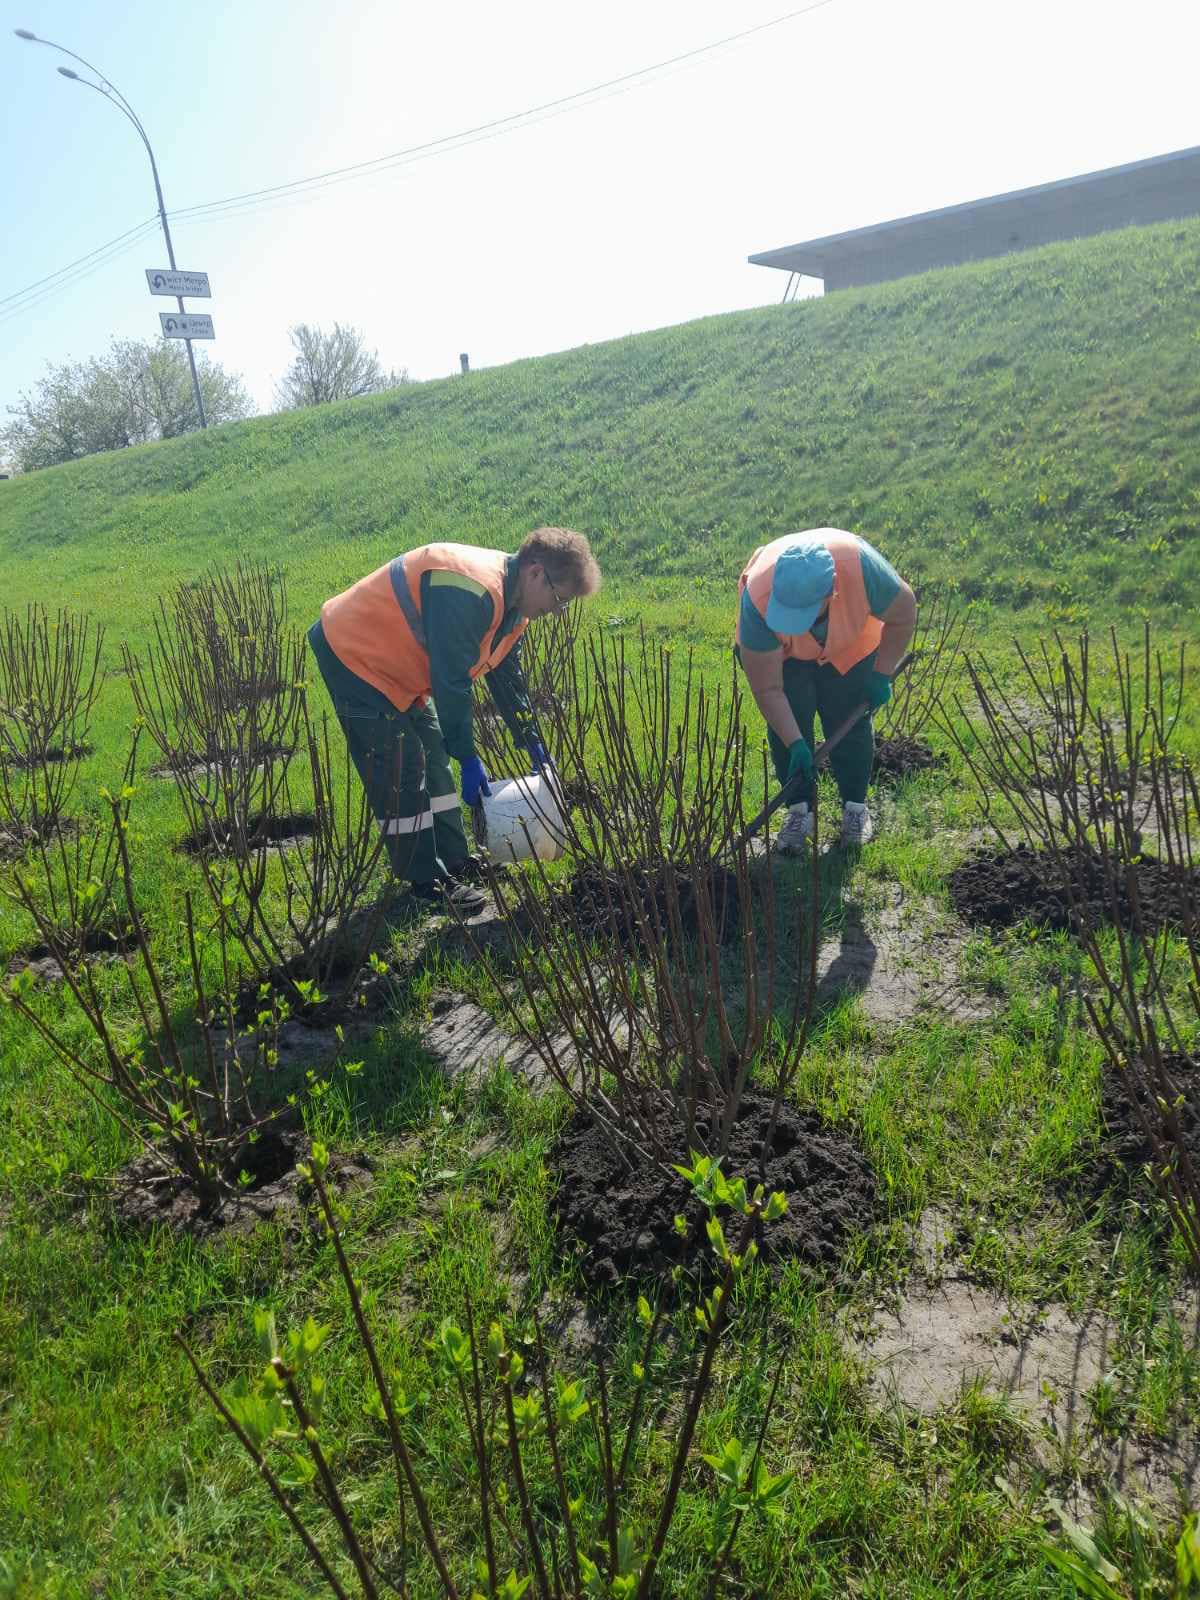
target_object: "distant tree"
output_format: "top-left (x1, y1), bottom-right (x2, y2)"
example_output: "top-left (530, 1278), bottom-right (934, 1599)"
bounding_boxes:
top-left (2, 339), bottom-right (252, 472)
top-left (274, 322), bottom-right (409, 409)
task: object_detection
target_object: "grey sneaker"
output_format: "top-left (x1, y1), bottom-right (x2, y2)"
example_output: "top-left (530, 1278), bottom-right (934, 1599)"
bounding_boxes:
top-left (840, 802), bottom-right (874, 846)
top-left (775, 803), bottom-right (813, 854)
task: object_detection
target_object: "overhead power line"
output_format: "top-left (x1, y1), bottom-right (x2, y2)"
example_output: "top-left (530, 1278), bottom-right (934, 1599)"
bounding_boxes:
top-left (0, 218), bottom-right (162, 332)
top-left (169, 0), bottom-right (840, 223)
top-left (2, 0), bottom-right (842, 321)
top-left (0, 214), bottom-right (158, 309)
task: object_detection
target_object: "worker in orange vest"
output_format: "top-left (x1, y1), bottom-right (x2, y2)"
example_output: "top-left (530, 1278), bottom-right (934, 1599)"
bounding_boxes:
top-left (309, 528), bottom-right (601, 913)
top-left (736, 529), bottom-right (916, 847)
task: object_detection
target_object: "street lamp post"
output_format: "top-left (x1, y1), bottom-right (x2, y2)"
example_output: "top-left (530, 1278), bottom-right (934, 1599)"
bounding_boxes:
top-left (15, 27), bottom-right (207, 430)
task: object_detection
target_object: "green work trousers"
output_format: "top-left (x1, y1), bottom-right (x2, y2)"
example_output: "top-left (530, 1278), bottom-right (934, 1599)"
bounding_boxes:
top-left (766, 650), bottom-right (879, 805)
top-left (307, 621), bottom-right (469, 884)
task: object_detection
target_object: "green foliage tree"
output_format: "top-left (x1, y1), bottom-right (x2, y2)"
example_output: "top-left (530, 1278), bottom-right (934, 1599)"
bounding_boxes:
top-left (274, 321), bottom-right (409, 409)
top-left (1, 337), bottom-right (252, 471)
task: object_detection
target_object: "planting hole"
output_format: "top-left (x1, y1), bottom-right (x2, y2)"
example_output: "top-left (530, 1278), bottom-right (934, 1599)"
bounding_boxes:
top-left (178, 811), bottom-right (315, 858)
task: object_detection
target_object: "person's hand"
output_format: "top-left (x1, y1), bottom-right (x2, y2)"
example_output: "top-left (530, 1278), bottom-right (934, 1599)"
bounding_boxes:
top-left (459, 755), bottom-right (491, 806)
top-left (865, 670), bottom-right (893, 710)
top-left (786, 738), bottom-right (814, 787)
top-left (525, 736), bottom-right (549, 773)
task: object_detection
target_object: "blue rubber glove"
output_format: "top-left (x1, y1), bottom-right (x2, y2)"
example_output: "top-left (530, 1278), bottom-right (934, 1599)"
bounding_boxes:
top-left (786, 738), bottom-right (814, 787)
top-left (459, 755), bottom-right (491, 807)
top-left (526, 736), bottom-right (549, 773)
top-left (865, 670), bottom-right (893, 710)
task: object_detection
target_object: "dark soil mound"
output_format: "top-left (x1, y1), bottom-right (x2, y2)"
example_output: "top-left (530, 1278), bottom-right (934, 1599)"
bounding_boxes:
top-left (179, 811), bottom-right (315, 857)
top-left (111, 1125), bottom-right (373, 1237)
top-left (948, 844), bottom-right (1196, 935)
top-left (149, 743), bottom-right (294, 779)
top-left (550, 1092), bottom-right (878, 1289)
top-left (556, 775), bottom-right (603, 815)
top-left (1, 741), bottom-right (92, 768)
top-left (1100, 1053), bottom-right (1199, 1185)
top-left (0, 817), bottom-right (80, 863)
top-left (872, 735), bottom-right (945, 784)
top-left (7, 920), bottom-right (137, 983)
top-left (563, 860), bottom-right (742, 946)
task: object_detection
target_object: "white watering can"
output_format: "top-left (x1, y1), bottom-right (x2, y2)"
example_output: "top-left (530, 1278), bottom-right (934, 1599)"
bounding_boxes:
top-left (478, 772), bottom-right (567, 862)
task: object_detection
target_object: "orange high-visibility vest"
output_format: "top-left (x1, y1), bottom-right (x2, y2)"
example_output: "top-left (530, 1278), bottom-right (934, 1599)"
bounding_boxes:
top-left (737, 530), bottom-right (884, 674)
top-left (321, 543), bottom-right (528, 712)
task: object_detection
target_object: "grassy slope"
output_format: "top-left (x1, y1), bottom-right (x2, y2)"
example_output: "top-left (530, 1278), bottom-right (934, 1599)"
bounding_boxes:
top-left (2, 214), bottom-right (1199, 637)
top-left (3, 222), bottom-right (1200, 1598)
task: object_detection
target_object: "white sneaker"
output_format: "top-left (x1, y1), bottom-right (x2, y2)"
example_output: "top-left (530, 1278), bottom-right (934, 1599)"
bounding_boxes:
top-left (840, 802), bottom-right (874, 846)
top-left (775, 803), bottom-right (813, 854)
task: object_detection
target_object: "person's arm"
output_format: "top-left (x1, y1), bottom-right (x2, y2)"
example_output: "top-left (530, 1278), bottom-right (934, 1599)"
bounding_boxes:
top-left (874, 581), bottom-right (917, 676)
top-left (737, 588), bottom-right (803, 745)
top-left (739, 644), bottom-right (803, 747)
top-left (486, 640), bottom-right (535, 747)
top-left (858, 540), bottom-right (916, 678)
top-left (422, 574), bottom-right (493, 764)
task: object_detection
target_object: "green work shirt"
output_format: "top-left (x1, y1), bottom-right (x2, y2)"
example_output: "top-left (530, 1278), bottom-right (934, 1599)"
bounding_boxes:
top-left (421, 554), bottom-right (533, 763)
top-left (738, 534), bottom-right (902, 652)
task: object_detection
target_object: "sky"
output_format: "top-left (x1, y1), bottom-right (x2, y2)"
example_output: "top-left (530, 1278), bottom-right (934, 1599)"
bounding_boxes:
top-left (3, 0), bottom-right (1198, 429)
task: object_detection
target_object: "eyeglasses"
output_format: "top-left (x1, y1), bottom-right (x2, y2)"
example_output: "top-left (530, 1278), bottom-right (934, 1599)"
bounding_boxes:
top-left (544, 570), bottom-right (570, 613)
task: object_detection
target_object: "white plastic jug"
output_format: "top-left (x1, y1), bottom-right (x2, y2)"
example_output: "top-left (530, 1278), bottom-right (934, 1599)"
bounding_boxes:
top-left (479, 773), bottom-right (567, 862)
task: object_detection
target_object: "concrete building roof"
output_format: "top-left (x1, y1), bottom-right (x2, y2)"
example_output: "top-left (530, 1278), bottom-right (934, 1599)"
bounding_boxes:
top-left (749, 146), bottom-right (1200, 291)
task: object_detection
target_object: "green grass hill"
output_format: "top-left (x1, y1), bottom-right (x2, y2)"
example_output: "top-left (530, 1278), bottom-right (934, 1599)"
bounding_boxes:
top-left (2, 214), bottom-right (1200, 635)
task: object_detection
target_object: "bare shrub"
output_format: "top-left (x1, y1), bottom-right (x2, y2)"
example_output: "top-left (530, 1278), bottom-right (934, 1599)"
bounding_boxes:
top-left (464, 629), bottom-right (822, 1168)
top-left (876, 578), bottom-right (975, 744)
top-left (944, 627), bottom-right (1199, 1270)
top-left (123, 561), bottom-right (305, 851)
top-left (940, 625), bottom-right (1185, 855)
top-left (198, 699), bottom-right (389, 1008)
top-left (0, 604), bottom-right (104, 838)
top-left (2, 737), bottom-right (310, 1209)
top-left (124, 563), bottom-right (386, 1008)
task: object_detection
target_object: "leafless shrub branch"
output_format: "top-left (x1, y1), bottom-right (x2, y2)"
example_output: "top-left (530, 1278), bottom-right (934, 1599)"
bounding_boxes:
top-left (944, 625), bottom-right (1198, 1269)
top-left (0, 604), bottom-right (104, 836)
top-left (2, 734), bottom-right (297, 1208)
top-left (877, 578), bottom-right (975, 743)
top-left (462, 629), bottom-right (820, 1168)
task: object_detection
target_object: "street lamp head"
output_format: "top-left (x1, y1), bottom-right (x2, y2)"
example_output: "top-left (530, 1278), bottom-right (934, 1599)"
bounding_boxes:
top-left (57, 65), bottom-right (79, 78)
top-left (14, 28), bottom-right (38, 40)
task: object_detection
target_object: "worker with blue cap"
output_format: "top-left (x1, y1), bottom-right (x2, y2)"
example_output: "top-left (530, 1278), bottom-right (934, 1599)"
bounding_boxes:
top-left (736, 529), bottom-right (916, 847)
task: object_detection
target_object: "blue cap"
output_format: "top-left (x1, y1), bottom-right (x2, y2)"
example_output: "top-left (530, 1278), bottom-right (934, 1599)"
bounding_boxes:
top-left (764, 537), bottom-right (836, 636)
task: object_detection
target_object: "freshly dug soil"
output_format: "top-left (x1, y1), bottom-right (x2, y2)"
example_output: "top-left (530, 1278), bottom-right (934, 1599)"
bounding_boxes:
top-left (178, 811), bottom-right (315, 857)
top-left (556, 774), bottom-right (604, 816)
top-left (872, 735), bottom-right (945, 784)
top-left (1099, 1053), bottom-right (1199, 1187)
top-left (149, 743), bottom-right (294, 779)
top-left (7, 920), bottom-right (137, 983)
top-left (550, 1091), bottom-right (878, 1289)
top-left (948, 844), bottom-right (1197, 935)
top-left (1, 741), bottom-right (93, 768)
top-left (563, 860), bottom-right (742, 946)
top-left (0, 817), bottom-right (79, 863)
top-left (111, 1124), bottom-right (373, 1237)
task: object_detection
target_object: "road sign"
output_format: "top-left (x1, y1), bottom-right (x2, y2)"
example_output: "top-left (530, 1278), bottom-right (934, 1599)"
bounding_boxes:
top-left (146, 268), bottom-right (211, 297)
top-left (160, 312), bottom-right (214, 339)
